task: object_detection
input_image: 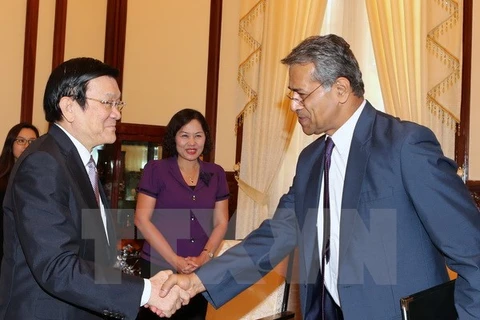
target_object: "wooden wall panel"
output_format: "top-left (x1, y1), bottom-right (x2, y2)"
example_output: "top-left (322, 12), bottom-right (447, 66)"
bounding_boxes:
top-left (20, 0), bottom-right (39, 123)
top-left (104, 0), bottom-right (127, 90)
top-left (52, 0), bottom-right (67, 69)
top-left (203, 0), bottom-right (222, 162)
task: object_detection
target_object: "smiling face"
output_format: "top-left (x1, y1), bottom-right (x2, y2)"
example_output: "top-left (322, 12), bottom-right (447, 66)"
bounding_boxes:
top-left (63, 76), bottom-right (122, 151)
top-left (13, 128), bottom-right (38, 160)
top-left (175, 119), bottom-right (206, 162)
top-left (288, 63), bottom-right (342, 136)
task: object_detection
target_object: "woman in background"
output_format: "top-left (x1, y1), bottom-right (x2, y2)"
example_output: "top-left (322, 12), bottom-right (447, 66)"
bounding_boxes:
top-left (0, 122), bottom-right (40, 273)
top-left (135, 108), bottom-right (229, 320)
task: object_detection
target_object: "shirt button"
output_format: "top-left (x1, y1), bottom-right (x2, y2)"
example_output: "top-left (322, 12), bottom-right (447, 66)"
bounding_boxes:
top-left (192, 195), bottom-right (196, 200)
top-left (191, 216), bottom-right (195, 221)
top-left (190, 238), bottom-right (195, 243)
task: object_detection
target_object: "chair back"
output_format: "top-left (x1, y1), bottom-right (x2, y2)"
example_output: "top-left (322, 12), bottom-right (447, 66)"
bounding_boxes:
top-left (400, 280), bottom-right (457, 320)
top-left (206, 240), bottom-right (293, 320)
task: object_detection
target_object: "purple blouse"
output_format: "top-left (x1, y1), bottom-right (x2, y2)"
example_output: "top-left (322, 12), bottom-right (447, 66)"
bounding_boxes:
top-left (137, 156), bottom-right (229, 269)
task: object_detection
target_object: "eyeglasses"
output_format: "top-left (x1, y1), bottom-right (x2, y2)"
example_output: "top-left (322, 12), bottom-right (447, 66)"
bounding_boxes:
top-left (86, 97), bottom-right (126, 112)
top-left (286, 83), bottom-right (323, 106)
top-left (15, 138), bottom-right (36, 146)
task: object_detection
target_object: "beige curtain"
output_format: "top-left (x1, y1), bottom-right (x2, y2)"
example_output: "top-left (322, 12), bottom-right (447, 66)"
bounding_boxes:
top-left (235, 0), bottom-right (327, 238)
top-left (366, 0), bottom-right (463, 160)
top-left (424, 0), bottom-right (462, 163)
top-left (366, 1), bottom-right (425, 122)
top-left (270, 0), bottom-right (386, 225)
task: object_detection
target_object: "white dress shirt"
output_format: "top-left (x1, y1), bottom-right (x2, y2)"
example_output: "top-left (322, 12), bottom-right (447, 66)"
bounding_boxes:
top-left (316, 100), bottom-right (366, 305)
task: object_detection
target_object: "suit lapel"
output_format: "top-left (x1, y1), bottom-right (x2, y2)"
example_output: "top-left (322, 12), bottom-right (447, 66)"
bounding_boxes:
top-left (49, 125), bottom-right (111, 252)
top-left (301, 138), bottom-right (325, 289)
top-left (49, 125), bottom-right (99, 210)
top-left (100, 185), bottom-right (117, 260)
top-left (65, 148), bottom-right (111, 249)
top-left (339, 103), bottom-right (375, 263)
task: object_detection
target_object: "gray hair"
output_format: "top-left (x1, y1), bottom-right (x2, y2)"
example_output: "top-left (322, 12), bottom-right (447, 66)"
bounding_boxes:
top-left (281, 34), bottom-right (365, 97)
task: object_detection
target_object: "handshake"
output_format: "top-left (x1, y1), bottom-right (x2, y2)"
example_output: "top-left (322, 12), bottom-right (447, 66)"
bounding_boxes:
top-left (145, 270), bottom-right (205, 317)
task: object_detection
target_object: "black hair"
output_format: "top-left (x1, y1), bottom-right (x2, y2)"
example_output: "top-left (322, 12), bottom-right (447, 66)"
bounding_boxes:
top-left (162, 108), bottom-right (213, 158)
top-left (43, 57), bottom-right (119, 123)
top-left (0, 122), bottom-right (40, 190)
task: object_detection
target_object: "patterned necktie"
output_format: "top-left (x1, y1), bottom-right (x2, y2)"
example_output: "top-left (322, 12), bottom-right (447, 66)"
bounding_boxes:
top-left (323, 136), bottom-right (335, 264)
top-left (87, 156), bottom-right (100, 205)
top-left (322, 137), bottom-right (335, 320)
top-left (305, 137), bottom-right (341, 320)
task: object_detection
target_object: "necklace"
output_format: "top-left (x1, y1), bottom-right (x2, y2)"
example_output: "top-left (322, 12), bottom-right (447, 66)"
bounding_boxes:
top-left (179, 163), bottom-right (199, 185)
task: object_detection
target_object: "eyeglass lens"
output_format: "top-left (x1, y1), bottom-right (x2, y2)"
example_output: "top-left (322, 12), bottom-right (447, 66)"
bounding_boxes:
top-left (15, 138), bottom-right (35, 145)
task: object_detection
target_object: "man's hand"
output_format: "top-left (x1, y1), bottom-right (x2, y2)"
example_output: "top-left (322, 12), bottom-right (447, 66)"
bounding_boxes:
top-left (146, 270), bottom-right (190, 317)
top-left (160, 273), bottom-right (206, 299)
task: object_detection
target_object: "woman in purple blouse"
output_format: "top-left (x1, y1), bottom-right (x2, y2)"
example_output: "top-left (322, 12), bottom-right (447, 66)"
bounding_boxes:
top-left (135, 109), bottom-right (229, 320)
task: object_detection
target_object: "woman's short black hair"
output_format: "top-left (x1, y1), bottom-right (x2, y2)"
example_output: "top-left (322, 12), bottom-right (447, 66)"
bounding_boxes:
top-left (162, 108), bottom-right (213, 158)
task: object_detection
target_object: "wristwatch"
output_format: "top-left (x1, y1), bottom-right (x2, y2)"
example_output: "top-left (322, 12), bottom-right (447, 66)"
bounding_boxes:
top-left (203, 248), bottom-right (214, 258)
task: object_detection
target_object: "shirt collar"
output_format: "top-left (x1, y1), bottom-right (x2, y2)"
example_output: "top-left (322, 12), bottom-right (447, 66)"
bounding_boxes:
top-left (329, 99), bottom-right (366, 157)
top-left (55, 123), bottom-right (92, 166)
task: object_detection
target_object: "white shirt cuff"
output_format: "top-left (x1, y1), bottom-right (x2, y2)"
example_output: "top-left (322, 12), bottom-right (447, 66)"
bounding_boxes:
top-left (140, 279), bottom-right (151, 306)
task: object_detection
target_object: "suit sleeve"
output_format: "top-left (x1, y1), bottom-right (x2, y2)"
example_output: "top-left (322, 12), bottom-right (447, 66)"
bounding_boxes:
top-left (12, 151), bottom-right (144, 320)
top-left (400, 126), bottom-right (480, 319)
top-left (196, 186), bottom-right (298, 308)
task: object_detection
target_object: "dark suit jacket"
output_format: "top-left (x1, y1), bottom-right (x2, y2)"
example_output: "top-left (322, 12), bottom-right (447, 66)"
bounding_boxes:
top-left (197, 102), bottom-right (480, 320)
top-left (0, 125), bottom-right (144, 320)
top-left (0, 189), bottom-right (4, 274)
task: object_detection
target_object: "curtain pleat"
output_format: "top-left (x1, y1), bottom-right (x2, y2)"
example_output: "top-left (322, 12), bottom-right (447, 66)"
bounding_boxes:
top-left (235, 0), bottom-right (327, 237)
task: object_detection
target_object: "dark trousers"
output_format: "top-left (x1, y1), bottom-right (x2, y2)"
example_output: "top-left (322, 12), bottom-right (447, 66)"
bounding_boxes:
top-left (135, 258), bottom-right (207, 320)
top-left (305, 270), bottom-right (343, 320)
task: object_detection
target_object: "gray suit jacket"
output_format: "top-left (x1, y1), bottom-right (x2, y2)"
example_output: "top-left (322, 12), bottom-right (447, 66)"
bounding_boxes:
top-left (196, 102), bottom-right (480, 319)
top-left (0, 125), bottom-right (144, 320)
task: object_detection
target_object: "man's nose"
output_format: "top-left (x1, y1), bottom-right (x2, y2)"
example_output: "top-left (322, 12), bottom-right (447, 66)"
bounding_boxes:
top-left (290, 100), bottom-right (303, 112)
top-left (111, 107), bottom-right (122, 120)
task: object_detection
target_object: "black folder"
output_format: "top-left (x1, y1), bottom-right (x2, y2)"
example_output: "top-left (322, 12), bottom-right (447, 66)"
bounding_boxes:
top-left (400, 280), bottom-right (457, 320)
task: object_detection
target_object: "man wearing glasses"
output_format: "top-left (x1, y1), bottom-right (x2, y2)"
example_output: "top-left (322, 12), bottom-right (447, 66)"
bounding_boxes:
top-left (0, 57), bottom-right (188, 320)
top-left (160, 35), bottom-right (480, 320)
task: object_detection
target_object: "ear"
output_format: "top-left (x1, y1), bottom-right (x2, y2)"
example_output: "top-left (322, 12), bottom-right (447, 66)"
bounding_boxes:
top-left (59, 96), bottom-right (75, 123)
top-left (334, 77), bottom-right (351, 104)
